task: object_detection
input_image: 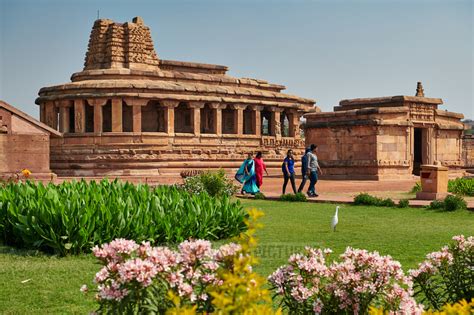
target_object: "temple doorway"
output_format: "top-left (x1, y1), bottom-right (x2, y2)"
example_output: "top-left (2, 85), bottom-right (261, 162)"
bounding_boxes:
top-left (413, 127), bottom-right (424, 175)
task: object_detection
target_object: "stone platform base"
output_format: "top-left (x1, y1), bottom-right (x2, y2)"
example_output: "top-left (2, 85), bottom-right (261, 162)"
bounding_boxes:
top-left (416, 192), bottom-right (449, 200)
top-left (0, 172), bottom-right (57, 183)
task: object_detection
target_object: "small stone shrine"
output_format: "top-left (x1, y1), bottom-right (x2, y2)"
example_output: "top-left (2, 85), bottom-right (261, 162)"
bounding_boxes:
top-left (304, 82), bottom-right (466, 180)
top-left (0, 100), bottom-right (61, 180)
top-left (36, 17), bottom-right (316, 176)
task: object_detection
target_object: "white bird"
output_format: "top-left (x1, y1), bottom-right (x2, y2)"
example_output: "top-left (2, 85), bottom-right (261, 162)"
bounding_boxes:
top-left (331, 206), bottom-right (339, 232)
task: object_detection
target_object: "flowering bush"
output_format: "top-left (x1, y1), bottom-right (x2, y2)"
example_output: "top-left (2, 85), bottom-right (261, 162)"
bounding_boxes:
top-left (409, 235), bottom-right (474, 310)
top-left (182, 169), bottom-right (237, 197)
top-left (84, 209), bottom-right (279, 314)
top-left (369, 299), bottom-right (474, 315)
top-left (268, 247), bottom-right (423, 314)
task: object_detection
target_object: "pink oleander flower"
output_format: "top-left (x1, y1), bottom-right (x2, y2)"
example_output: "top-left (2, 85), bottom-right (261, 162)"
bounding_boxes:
top-left (215, 243), bottom-right (242, 260)
top-left (178, 239), bottom-right (213, 264)
top-left (118, 258), bottom-right (158, 287)
top-left (80, 284), bottom-right (88, 293)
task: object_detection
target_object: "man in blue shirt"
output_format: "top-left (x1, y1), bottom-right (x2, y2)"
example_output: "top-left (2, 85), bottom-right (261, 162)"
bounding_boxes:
top-left (282, 149), bottom-right (297, 194)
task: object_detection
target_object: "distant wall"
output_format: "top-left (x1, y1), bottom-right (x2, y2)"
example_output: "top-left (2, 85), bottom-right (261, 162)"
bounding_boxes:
top-left (463, 135), bottom-right (474, 168)
top-left (0, 134), bottom-right (51, 173)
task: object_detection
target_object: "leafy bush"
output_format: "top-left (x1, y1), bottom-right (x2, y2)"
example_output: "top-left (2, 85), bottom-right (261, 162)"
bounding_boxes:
top-left (412, 178), bottom-right (474, 196)
top-left (443, 194), bottom-right (467, 211)
top-left (182, 169), bottom-right (237, 197)
top-left (84, 209), bottom-right (278, 314)
top-left (353, 193), bottom-right (396, 207)
top-left (411, 182), bottom-right (422, 193)
top-left (269, 247), bottom-right (422, 314)
top-left (448, 177), bottom-right (474, 196)
top-left (409, 235), bottom-right (474, 310)
top-left (254, 192), bottom-right (266, 200)
top-left (279, 192), bottom-right (307, 202)
top-left (428, 195), bottom-right (467, 211)
top-left (398, 199), bottom-right (410, 208)
top-left (0, 180), bottom-right (246, 255)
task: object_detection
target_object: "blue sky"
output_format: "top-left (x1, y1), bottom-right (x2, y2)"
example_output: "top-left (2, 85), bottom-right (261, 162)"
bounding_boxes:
top-left (1, 0), bottom-right (472, 118)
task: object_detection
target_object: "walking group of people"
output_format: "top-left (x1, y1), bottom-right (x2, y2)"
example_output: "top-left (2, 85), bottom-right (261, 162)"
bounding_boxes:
top-left (235, 144), bottom-right (322, 197)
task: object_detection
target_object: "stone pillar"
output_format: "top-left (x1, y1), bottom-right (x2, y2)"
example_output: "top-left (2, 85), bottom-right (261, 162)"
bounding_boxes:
top-left (44, 101), bottom-right (57, 130)
top-left (124, 98), bottom-right (148, 133)
top-left (111, 99), bottom-right (123, 132)
top-left (251, 105), bottom-right (263, 137)
top-left (209, 102), bottom-right (222, 136)
top-left (162, 100), bottom-right (179, 136)
top-left (289, 110), bottom-right (301, 139)
top-left (74, 99), bottom-right (86, 133)
top-left (189, 102), bottom-right (205, 136)
top-left (87, 99), bottom-right (108, 133)
top-left (58, 107), bottom-right (69, 133)
top-left (270, 107), bottom-right (283, 138)
top-left (232, 104), bottom-right (247, 136)
top-left (39, 103), bottom-right (46, 124)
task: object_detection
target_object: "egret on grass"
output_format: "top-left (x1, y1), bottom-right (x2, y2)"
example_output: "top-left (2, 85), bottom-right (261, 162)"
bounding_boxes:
top-left (331, 206), bottom-right (339, 232)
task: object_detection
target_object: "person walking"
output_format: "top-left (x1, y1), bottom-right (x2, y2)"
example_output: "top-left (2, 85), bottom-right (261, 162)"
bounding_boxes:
top-left (282, 149), bottom-right (297, 194)
top-left (297, 146), bottom-right (311, 193)
top-left (306, 144), bottom-right (323, 197)
top-left (254, 151), bottom-right (269, 189)
top-left (235, 153), bottom-right (259, 195)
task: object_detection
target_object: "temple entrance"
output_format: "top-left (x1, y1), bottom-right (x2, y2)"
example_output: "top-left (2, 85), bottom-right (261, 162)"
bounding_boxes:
top-left (413, 127), bottom-right (424, 175)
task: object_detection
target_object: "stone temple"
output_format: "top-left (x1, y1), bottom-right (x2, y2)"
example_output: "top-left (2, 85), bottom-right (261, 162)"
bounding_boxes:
top-left (304, 82), bottom-right (467, 180)
top-left (36, 17), bottom-right (316, 176)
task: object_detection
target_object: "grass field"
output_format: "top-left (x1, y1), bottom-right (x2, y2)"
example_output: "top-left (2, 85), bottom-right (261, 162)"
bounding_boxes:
top-left (1, 200), bottom-right (473, 314)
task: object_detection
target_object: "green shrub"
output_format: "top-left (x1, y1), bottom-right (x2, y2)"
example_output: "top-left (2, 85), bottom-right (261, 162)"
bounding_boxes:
top-left (353, 193), bottom-right (396, 208)
top-left (443, 195), bottom-right (467, 211)
top-left (182, 169), bottom-right (237, 197)
top-left (0, 180), bottom-right (246, 255)
top-left (279, 193), bottom-right (307, 202)
top-left (412, 178), bottom-right (474, 196)
top-left (428, 199), bottom-right (445, 210)
top-left (254, 192), bottom-right (266, 200)
top-left (398, 199), bottom-right (410, 208)
top-left (447, 177), bottom-right (474, 196)
top-left (428, 195), bottom-right (467, 211)
top-left (410, 182), bottom-right (422, 193)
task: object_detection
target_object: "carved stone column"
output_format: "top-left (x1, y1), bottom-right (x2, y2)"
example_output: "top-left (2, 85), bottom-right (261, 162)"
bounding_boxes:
top-left (232, 104), bottom-right (247, 136)
top-left (56, 100), bottom-right (72, 133)
top-left (44, 101), bottom-right (58, 130)
top-left (270, 107), bottom-right (284, 138)
top-left (124, 98), bottom-right (148, 133)
top-left (209, 102), bottom-right (222, 136)
top-left (251, 105), bottom-right (263, 137)
top-left (111, 99), bottom-right (123, 132)
top-left (189, 102), bottom-right (205, 136)
top-left (87, 99), bottom-right (108, 133)
top-left (74, 99), bottom-right (86, 133)
top-left (162, 100), bottom-right (179, 136)
top-left (288, 110), bottom-right (301, 139)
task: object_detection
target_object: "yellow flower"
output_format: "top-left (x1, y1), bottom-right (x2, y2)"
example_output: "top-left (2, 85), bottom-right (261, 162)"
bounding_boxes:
top-left (21, 169), bottom-right (31, 178)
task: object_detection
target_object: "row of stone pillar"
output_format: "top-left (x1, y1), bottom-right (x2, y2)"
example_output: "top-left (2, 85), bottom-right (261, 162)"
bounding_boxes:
top-left (40, 98), bottom-right (301, 138)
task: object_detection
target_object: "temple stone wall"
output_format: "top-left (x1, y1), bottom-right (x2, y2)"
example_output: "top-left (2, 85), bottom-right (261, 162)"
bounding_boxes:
top-left (304, 87), bottom-right (466, 180)
top-left (0, 101), bottom-right (60, 178)
top-left (462, 135), bottom-right (474, 168)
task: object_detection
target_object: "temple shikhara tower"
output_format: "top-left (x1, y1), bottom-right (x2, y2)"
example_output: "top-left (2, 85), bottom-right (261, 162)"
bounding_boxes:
top-left (36, 17), bottom-right (316, 176)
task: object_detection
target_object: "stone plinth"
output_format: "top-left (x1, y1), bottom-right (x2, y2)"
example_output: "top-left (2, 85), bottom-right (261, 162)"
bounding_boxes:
top-left (416, 164), bottom-right (449, 200)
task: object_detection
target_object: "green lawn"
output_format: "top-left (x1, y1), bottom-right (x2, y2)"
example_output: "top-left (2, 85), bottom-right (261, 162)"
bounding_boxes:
top-left (1, 200), bottom-right (473, 314)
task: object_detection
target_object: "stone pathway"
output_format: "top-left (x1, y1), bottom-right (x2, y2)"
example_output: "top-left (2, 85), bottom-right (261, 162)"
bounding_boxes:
top-left (55, 175), bottom-right (474, 209)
